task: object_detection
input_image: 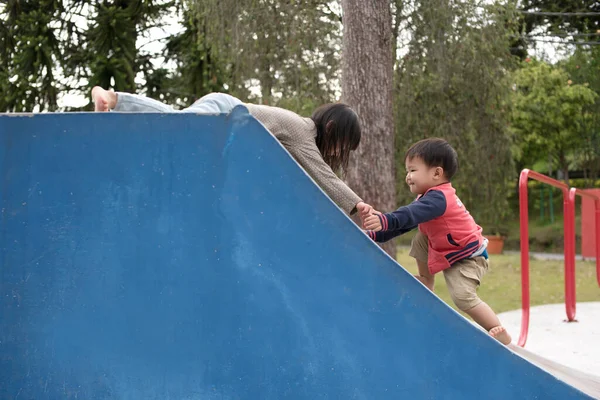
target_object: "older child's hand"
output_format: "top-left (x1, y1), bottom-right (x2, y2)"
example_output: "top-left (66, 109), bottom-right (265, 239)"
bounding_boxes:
top-left (364, 213), bottom-right (383, 231)
top-left (356, 202), bottom-right (373, 227)
top-left (356, 202), bottom-right (373, 220)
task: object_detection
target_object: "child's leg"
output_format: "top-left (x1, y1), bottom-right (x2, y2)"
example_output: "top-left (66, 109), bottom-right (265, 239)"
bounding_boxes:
top-left (464, 302), bottom-right (511, 345)
top-left (113, 92), bottom-right (176, 112)
top-left (443, 258), bottom-right (512, 345)
top-left (183, 93), bottom-right (244, 114)
top-left (415, 259), bottom-right (435, 291)
top-left (92, 87), bottom-right (244, 114)
top-left (408, 232), bottom-right (435, 291)
top-left (92, 86), bottom-right (175, 112)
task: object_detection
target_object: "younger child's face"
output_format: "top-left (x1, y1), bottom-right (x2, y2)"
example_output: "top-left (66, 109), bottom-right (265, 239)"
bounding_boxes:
top-left (405, 156), bottom-right (444, 195)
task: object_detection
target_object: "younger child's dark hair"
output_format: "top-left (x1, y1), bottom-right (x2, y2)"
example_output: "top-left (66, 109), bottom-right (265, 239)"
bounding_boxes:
top-left (405, 138), bottom-right (458, 180)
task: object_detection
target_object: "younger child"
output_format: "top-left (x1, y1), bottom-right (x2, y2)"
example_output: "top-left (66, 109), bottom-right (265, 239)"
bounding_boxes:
top-left (363, 138), bottom-right (511, 345)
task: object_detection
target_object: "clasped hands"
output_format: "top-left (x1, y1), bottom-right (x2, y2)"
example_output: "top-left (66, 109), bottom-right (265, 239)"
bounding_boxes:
top-left (356, 202), bottom-right (383, 232)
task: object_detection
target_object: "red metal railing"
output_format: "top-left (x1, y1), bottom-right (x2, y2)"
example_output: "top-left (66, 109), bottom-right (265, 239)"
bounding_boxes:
top-left (518, 169), bottom-right (570, 346)
top-left (518, 169), bottom-right (600, 347)
top-left (567, 188), bottom-right (600, 288)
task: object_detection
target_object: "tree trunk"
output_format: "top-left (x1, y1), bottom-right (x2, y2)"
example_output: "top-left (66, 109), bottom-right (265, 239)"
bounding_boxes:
top-left (341, 0), bottom-right (396, 257)
top-left (559, 151), bottom-right (570, 187)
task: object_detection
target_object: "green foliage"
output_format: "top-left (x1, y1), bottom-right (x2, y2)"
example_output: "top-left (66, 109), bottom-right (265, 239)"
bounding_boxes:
top-left (397, 248), bottom-right (600, 314)
top-left (185, 0), bottom-right (341, 113)
top-left (560, 48), bottom-right (600, 187)
top-left (519, 0), bottom-right (600, 38)
top-left (0, 0), bottom-right (175, 112)
top-left (159, 3), bottom-right (230, 108)
top-left (515, 1), bottom-right (600, 58)
top-left (84, 1), bottom-right (175, 97)
top-left (394, 0), bottom-right (518, 232)
top-left (87, 3), bottom-right (137, 91)
top-left (1, 0), bottom-right (342, 115)
top-left (2, 0), bottom-right (598, 214)
top-left (509, 59), bottom-right (597, 186)
top-left (0, 0), bottom-right (64, 111)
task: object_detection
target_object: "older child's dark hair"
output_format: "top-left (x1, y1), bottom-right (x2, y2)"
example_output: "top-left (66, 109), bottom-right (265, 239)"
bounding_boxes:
top-left (312, 103), bottom-right (361, 173)
top-left (405, 138), bottom-right (458, 180)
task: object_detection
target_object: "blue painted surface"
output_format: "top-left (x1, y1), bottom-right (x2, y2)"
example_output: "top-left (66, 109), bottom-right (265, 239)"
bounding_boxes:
top-left (0, 109), bottom-right (591, 399)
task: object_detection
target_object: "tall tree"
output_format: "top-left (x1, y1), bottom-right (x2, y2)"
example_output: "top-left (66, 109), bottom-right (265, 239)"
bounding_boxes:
top-left (561, 47), bottom-right (600, 186)
top-left (0, 0), bottom-right (65, 111)
top-left (514, 0), bottom-right (600, 58)
top-left (159, 3), bottom-right (230, 108)
top-left (1, 0), bottom-right (176, 111)
top-left (341, 0), bottom-right (396, 256)
top-left (187, 0), bottom-right (341, 114)
top-left (84, 1), bottom-right (174, 94)
top-left (394, 0), bottom-right (517, 234)
top-left (520, 0), bottom-right (600, 37)
top-left (510, 59), bottom-right (597, 187)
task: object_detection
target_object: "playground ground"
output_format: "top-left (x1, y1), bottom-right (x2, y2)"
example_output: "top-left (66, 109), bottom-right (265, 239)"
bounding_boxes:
top-left (498, 302), bottom-right (600, 373)
top-left (396, 246), bottom-right (600, 397)
top-left (500, 302), bottom-right (600, 399)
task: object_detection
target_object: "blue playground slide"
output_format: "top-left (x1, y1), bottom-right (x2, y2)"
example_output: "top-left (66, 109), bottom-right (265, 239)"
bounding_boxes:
top-left (0, 108), bottom-right (593, 399)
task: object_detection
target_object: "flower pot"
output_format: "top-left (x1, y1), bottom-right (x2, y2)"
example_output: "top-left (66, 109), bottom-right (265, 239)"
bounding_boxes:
top-left (485, 235), bottom-right (504, 254)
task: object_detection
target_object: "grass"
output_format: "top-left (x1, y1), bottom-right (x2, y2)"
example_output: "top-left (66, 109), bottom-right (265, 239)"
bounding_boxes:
top-left (504, 214), bottom-right (583, 253)
top-left (392, 201), bottom-right (586, 254)
top-left (396, 247), bottom-right (600, 315)
top-left (393, 214), bottom-right (585, 254)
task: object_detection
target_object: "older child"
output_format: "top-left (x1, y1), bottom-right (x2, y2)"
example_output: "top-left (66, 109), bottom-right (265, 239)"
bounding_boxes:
top-left (91, 87), bottom-right (372, 218)
top-left (363, 138), bottom-right (511, 345)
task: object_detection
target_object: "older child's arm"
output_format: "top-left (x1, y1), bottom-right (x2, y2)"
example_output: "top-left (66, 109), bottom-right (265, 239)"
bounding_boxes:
top-left (365, 190), bottom-right (447, 232)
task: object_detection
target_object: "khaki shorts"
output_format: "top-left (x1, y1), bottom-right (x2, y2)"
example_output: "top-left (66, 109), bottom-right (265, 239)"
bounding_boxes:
top-left (409, 231), bottom-right (489, 311)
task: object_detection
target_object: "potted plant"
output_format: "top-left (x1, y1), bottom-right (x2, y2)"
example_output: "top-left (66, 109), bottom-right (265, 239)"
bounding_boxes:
top-left (482, 219), bottom-right (510, 254)
top-left (484, 229), bottom-right (507, 254)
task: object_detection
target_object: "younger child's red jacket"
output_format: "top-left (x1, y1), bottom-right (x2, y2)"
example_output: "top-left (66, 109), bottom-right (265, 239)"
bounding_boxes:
top-left (366, 182), bottom-right (485, 274)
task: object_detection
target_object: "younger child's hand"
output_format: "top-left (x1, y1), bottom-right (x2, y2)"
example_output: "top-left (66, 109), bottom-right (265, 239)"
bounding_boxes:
top-left (364, 214), bottom-right (383, 231)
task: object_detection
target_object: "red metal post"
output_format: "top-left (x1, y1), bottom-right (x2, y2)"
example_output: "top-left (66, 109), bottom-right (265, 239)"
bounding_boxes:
top-left (518, 170), bottom-right (531, 347)
top-left (565, 189), bottom-right (577, 321)
top-left (518, 171), bottom-right (600, 346)
top-left (572, 189), bottom-right (600, 288)
top-left (597, 198), bottom-right (600, 287)
top-left (517, 169), bottom-right (571, 346)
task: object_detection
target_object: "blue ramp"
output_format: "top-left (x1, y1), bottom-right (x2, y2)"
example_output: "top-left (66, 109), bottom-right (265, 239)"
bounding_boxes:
top-left (0, 109), bottom-right (591, 399)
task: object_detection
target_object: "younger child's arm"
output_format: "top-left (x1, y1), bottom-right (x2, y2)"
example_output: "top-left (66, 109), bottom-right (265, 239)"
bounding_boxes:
top-left (365, 228), bottom-right (412, 242)
top-left (364, 190), bottom-right (447, 241)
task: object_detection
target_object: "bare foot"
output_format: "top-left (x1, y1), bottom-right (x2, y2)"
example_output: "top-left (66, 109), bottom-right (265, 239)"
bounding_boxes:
top-left (489, 326), bottom-right (512, 345)
top-left (91, 86), bottom-right (116, 112)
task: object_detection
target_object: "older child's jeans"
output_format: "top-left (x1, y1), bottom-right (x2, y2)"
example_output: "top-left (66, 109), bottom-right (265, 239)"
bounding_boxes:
top-left (113, 92), bottom-right (244, 114)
